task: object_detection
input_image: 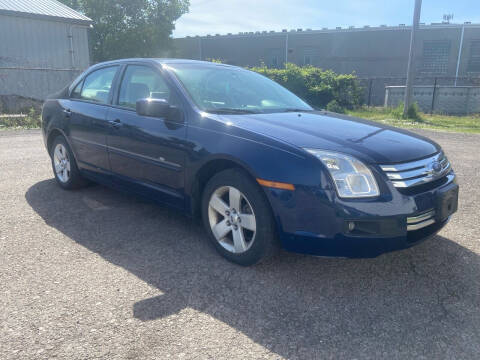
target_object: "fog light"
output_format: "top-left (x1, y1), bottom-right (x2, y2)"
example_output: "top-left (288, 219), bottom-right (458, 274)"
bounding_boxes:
top-left (348, 221), bottom-right (356, 231)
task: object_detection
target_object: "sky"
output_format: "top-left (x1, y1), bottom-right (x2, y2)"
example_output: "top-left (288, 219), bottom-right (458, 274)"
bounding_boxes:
top-left (173, 0), bottom-right (480, 38)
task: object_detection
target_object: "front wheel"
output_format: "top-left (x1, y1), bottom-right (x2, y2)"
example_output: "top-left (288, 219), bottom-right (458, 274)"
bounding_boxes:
top-left (201, 168), bottom-right (278, 266)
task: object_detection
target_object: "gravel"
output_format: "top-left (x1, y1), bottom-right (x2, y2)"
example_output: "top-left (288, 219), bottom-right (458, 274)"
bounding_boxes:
top-left (1, 129), bottom-right (479, 359)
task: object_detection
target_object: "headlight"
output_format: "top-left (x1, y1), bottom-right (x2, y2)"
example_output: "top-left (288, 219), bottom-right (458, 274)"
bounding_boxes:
top-left (304, 149), bottom-right (379, 198)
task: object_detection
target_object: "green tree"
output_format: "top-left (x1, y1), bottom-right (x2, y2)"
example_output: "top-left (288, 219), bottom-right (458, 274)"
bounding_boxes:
top-left (59, 0), bottom-right (189, 62)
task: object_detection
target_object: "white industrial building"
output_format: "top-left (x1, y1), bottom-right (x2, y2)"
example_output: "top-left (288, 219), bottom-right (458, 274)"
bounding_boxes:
top-left (0, 0), bottom-right (92, 104)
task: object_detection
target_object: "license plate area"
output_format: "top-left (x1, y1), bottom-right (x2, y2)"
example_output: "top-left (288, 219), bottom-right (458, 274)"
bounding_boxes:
top-left (436, 185), bottom-right (459, 222)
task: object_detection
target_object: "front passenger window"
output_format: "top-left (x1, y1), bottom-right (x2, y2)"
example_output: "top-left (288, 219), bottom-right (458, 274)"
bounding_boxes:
top-left (118, 65), bottom-right (171, 109)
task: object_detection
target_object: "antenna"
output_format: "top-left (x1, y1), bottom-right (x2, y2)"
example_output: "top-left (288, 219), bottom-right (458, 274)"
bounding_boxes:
top-left (443, 14), bottom-right (454, 23)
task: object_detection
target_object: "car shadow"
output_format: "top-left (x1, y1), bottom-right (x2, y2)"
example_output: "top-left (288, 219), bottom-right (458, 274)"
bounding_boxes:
top-left (25, 179), bottom-right (480, 358)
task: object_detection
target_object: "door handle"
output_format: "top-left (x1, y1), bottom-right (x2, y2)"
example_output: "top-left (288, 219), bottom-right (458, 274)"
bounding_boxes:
top-left (109, 119), bottom-right (122, 128)
top-left (63, 109), bottom-right (71, 118)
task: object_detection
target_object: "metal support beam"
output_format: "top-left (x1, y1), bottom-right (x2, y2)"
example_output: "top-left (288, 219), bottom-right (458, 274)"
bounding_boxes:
top-left (430, 77), bottom-right (438, 114)
top-left (403, 0), bottom-right (422, 117)
top-left (285, 33), bottom-right (289, 68)
top-left (454, 25), bottom-right (465, 86)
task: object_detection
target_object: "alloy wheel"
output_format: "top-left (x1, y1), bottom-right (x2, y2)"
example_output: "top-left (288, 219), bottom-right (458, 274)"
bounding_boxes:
top-left (53, 143), bottom-right (71, 183)
top-left (208, 186), bottom-right (257, 254)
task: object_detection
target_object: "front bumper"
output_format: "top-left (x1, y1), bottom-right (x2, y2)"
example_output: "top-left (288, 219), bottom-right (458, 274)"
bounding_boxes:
top-left (266, 172), bottom-right (458, 258)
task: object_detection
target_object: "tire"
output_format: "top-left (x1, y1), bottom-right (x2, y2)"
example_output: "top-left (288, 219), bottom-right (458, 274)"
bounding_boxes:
top-left (201, 168), bottom-right (278, 266)
top-left (50, 135), bottom-right (88, 190)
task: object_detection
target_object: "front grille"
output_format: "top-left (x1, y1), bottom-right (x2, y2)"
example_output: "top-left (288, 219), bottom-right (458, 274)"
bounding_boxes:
top-left (407, 209), bottom-right (436, 231)
top-left (379, 152), bottom-right (450, 188)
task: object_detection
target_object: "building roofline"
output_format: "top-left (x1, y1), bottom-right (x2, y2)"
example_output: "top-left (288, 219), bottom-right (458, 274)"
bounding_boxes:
top-left (0, 9), bottom-right (92, 26)
top-left (175, 22), bottom-right (480, 40)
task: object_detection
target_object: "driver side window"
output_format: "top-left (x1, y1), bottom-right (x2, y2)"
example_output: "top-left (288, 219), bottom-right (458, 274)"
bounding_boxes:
top-left (118, 65), bottom-right (171, 109)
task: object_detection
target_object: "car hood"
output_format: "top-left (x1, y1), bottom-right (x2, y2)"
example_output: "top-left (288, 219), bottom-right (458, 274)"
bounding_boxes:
top-left (218, 111), bottom-right (440, 164)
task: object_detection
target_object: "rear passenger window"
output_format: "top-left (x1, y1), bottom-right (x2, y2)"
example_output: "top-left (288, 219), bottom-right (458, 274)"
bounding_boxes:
top-left (118, 65), bottom-right (171, 109)
top-left (80, 66), bottom-right (118, 104)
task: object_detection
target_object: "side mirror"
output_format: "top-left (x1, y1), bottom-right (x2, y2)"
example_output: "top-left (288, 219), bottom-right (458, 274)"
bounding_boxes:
top-left (136, 98), bottom-right (170, 118)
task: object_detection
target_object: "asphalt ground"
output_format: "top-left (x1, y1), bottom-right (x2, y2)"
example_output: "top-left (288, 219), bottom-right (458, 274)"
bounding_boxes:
top-left (1, 129), bottom-right (479, 359)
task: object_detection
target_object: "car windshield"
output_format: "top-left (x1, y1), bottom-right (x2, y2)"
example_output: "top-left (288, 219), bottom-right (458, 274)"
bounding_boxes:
top-left (168, 64), bottom-right (313, 114)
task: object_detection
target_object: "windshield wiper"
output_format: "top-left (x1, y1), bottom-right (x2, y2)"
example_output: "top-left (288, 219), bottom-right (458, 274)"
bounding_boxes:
top-left (205, 108), bottom-right (258, 114)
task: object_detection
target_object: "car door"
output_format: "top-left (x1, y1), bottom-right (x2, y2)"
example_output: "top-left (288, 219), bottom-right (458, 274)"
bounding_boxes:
top-left (67, 65), bottom-right (120, 175)
top-left (106, 63), bottom-right (187, 208)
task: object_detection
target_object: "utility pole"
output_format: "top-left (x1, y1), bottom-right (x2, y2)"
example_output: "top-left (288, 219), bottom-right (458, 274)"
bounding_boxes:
top-left (403, 0), bottom-right (422, 117)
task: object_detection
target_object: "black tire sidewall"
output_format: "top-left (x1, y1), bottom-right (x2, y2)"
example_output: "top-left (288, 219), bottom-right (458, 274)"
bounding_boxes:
top-left (201, 168), bottom-right (277, 266)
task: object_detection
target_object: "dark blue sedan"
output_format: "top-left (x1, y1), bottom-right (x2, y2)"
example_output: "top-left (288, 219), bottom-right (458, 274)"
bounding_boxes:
top-left (41, 59), bottom-right (459, 265)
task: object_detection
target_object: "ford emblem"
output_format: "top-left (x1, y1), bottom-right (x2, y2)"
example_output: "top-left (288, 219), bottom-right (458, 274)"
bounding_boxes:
top-left (431, 161), bottom-right (442, 173)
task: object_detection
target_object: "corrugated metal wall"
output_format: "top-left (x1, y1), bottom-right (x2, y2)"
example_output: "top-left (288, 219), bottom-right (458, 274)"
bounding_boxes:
top-left (0, 14), bottom-right (90, 100)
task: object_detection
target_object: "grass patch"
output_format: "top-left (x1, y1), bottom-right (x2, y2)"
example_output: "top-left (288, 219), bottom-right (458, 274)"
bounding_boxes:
top-left (348, 106), bottom-right (480, 134)
top-left (0, 108), bottom-right (41, 130)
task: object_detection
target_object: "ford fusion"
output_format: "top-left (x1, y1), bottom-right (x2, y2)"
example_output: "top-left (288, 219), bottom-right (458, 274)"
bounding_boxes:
top-left (41, 59), bottom-right (459, 265)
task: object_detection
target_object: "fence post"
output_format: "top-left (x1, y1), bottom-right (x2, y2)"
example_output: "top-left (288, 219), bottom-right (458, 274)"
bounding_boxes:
top-left (367, 79), bottom-right (373, 107)
top-left (430, 77), bottom-right (437, 114)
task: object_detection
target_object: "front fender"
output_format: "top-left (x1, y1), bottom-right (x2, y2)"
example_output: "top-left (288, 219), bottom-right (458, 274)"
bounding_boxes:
top-left (184, 115), bottom-right (333, 198)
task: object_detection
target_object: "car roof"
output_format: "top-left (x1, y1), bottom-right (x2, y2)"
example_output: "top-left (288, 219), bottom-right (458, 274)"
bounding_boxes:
top-left (89, 58), bottom-right (238, 69)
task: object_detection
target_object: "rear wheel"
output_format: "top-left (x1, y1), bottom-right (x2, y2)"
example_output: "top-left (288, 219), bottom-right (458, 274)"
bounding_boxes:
top-left (50, 135), bottom-right (87, 190)
top-left (202, 168), bottom-right (278, 266)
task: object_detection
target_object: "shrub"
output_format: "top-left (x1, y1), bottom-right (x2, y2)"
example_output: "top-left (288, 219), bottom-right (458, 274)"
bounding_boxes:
top-left (0, 107), bottom-right (41, 129)
top-left (207, 58), bottom-right (224, 63)
top-left (406, 102), bottom-right (422, 121)
top-left (249, 63), bottom-right (362, 110)
top-left (391, 103), bottom-right (404, 119)
top-left (391, 102), bottom-right (423, 121)
top-left (326, 100), bottom-right (346, 113)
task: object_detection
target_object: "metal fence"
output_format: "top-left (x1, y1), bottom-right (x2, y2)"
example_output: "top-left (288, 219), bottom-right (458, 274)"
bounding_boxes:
top-left (357, 76), bottom-right (480, 114)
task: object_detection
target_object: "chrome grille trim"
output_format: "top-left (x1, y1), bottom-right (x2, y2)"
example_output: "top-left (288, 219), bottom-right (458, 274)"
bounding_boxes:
top-left (380, 152), bottom-right (451, 188)
top-left (407, 209), bottom-right (436, 231)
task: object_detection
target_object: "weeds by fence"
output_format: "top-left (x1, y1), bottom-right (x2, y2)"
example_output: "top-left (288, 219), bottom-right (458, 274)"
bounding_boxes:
top-left (0, 108), bottom-right (41, 129)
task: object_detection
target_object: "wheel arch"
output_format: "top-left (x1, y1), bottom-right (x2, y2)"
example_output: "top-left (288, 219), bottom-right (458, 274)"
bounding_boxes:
top-left (189, 156), bottom-right (265, 218)
top-left (46, 128), bottom-right (78, 164)
top-left (46, 129), bottom-right (64, 156)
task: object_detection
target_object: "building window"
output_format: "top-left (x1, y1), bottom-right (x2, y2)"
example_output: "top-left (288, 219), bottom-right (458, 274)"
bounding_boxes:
top-left (468, 40), bottom-right (480, 72)
top-left (304, 55), bottom-right (311, 65)
top-left (421, 40), bottom-right (451, 74)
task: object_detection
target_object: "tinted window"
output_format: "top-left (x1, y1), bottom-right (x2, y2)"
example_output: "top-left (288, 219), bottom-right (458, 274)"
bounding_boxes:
top-left (80, 66), bottom-right (118, 104)
top-left (118, 65), bottom-right (171, 109)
